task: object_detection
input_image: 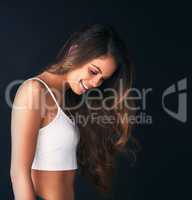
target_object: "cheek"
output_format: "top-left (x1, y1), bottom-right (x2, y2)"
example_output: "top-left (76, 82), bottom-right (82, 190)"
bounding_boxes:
top-left (68, 67), bottom-right (89, 84)
top-left (77, 69), bottom-right (90, 80)
top-left (70, 70), bottom-right (81, 81)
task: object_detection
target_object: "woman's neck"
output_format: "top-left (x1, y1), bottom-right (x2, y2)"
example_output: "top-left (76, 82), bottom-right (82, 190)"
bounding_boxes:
top-left (36, 71), bottom-right (70, 93)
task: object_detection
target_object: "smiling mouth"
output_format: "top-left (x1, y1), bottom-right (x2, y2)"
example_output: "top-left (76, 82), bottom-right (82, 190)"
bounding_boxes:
top-left (80, 79), bottom-right (89, 91)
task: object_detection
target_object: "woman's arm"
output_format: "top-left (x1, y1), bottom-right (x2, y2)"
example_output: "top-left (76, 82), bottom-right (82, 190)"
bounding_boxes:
top-left (10, 79), bottom-right (43, 200)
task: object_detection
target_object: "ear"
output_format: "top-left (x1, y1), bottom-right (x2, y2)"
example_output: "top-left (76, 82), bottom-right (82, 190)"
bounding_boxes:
top-left (68, 44), bottom-right (78, 56)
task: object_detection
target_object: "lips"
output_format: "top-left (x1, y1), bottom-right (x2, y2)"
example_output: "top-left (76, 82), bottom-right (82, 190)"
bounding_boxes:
top-left (80, 79), bottom-right (89, 92)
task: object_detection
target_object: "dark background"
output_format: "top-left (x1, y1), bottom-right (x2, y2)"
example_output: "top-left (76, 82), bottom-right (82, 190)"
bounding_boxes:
top-left (0, 0), bottom-right (191, 199)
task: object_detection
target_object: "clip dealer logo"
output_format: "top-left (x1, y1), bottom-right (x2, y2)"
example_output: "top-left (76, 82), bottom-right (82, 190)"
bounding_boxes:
top-left (162, 77), bottom-right (187, 123)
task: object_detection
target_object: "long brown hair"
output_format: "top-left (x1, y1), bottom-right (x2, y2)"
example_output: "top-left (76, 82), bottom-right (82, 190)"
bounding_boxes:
top-left (39, 24), bottom-right (138, 197)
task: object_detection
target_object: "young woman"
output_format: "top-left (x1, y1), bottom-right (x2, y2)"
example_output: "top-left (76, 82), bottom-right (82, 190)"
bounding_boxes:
top-left (10, 24), bottom-right (136, 200)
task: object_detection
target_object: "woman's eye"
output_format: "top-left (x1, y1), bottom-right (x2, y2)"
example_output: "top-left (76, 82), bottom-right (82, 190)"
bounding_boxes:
top-left (89, 69), bottom-right (97, 75)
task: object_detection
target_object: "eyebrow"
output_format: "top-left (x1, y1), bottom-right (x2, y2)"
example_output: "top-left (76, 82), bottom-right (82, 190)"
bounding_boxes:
top-left (90, 64), bottom-right (110, 80)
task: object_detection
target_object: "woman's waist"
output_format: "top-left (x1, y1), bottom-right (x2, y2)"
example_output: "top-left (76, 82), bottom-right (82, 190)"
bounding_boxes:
top-left (31, 169), bottom-right (76, 199)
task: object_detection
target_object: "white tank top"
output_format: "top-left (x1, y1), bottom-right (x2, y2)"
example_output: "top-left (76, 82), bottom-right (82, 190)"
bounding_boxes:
top-left (23, 77), bottom-right (80, 171)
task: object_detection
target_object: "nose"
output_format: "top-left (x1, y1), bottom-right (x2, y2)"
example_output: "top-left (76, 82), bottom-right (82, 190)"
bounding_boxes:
top-left (89, 76), bottom-right (103, 88)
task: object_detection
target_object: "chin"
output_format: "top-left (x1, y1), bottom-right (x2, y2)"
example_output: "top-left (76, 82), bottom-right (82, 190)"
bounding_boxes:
top-left (69, 80), bottom-right (85, 95)
top-left (73, 89), bottom-right (83, 95)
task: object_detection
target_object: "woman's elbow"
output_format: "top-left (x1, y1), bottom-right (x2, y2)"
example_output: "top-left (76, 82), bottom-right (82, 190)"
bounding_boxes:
top-left (10, 167), bottom-right (31, 184)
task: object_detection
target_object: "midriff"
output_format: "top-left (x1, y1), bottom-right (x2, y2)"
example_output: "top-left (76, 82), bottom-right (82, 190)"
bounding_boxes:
top-left (31, 169), bottom-right (77, 200)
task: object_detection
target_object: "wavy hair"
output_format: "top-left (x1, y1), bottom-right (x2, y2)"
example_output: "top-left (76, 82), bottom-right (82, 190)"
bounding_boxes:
top-left (39, 24), bottom-right (139, 197)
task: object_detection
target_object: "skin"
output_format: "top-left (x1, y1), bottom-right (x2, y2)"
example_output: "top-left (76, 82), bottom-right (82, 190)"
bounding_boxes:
top-left (66, 55), bottom-right (117, 95)
top-left (10, 54), bottom-right (117, 200)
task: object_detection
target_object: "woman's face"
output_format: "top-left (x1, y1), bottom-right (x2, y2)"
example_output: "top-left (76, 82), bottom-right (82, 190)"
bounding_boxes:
top-left (66, 55), bottom-right (117, 95)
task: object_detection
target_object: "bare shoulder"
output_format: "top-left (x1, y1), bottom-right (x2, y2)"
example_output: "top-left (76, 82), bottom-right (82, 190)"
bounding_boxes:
top-left (15, 78), bottom-right (44, 99)
top-left (13, 78), bottom-right (45, 110)
top-left (11, 78), bottom-right (48, 124)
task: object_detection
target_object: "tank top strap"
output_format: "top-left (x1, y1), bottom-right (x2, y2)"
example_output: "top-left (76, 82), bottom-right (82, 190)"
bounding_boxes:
top-left (27, 77), bottom-right (60, 109)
